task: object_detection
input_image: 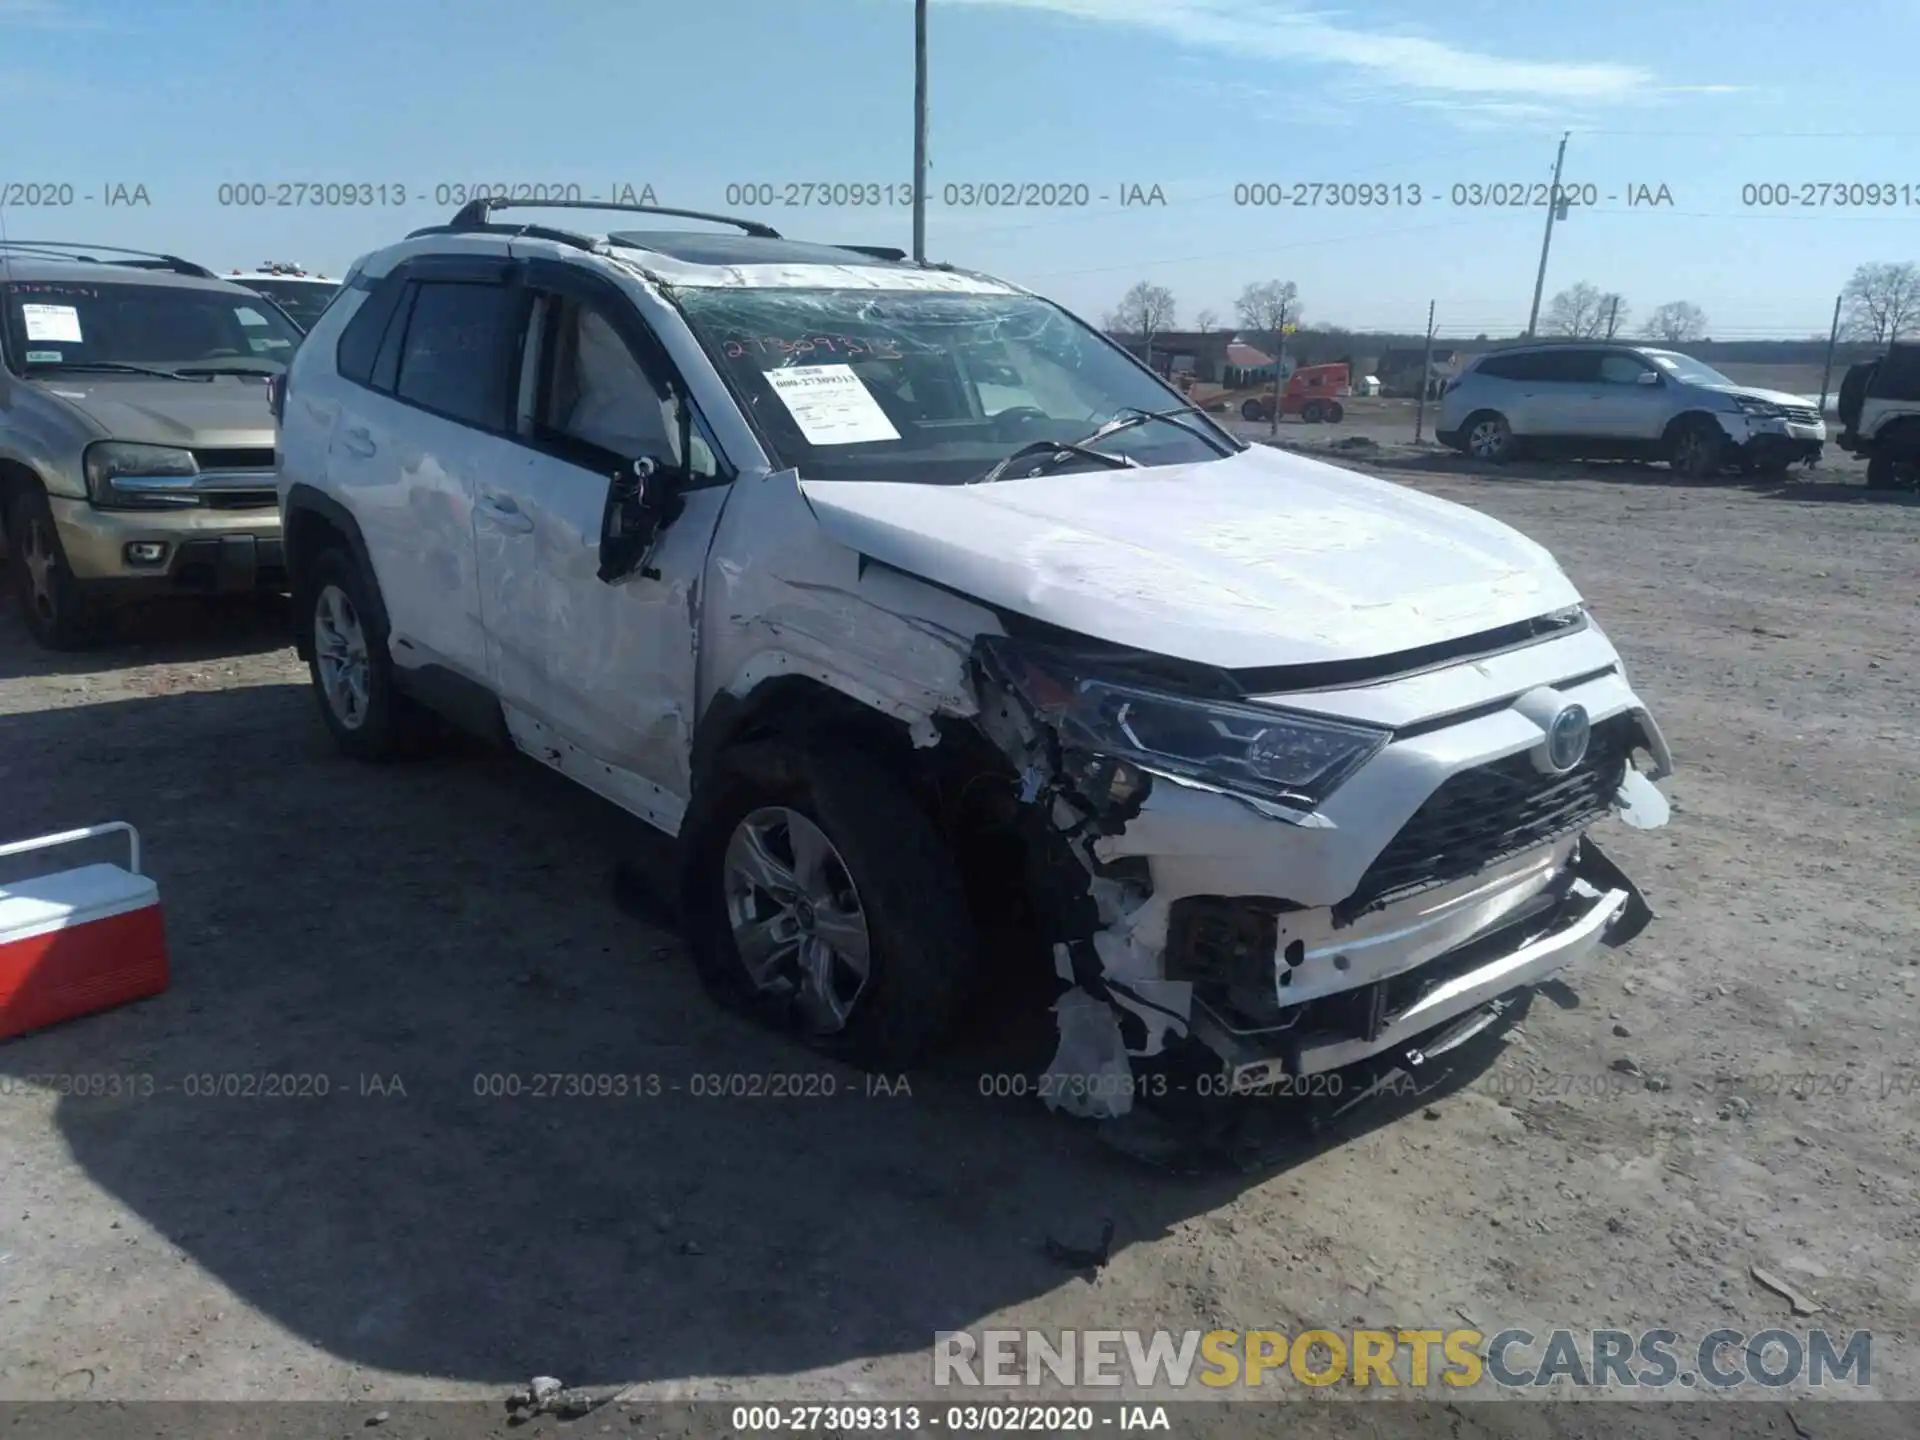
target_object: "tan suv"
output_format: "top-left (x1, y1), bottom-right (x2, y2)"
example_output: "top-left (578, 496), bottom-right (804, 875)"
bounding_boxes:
top-left (0, 243), bottom-right (302, 648)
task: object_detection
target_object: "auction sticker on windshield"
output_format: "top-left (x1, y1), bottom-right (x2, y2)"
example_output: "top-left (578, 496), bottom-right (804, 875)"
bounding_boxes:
top-left (21, 304), bottom-right (83, 343)
top-left (764, 364), bottom-right (900, 445)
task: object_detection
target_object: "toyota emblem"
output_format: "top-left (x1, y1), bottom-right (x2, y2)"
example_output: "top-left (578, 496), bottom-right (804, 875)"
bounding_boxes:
top-left (1544, 704), bottom-right (1591, 773)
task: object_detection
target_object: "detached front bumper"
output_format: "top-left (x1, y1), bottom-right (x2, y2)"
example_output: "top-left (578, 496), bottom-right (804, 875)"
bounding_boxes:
top-left (1721, 414), bottom-right (1826, 467)
top-left (1186, 836), bottom-right (1649, 1087)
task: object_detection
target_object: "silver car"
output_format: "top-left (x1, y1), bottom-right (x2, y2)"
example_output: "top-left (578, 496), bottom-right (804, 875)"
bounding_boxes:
top-left (0, 244), bottom-right (301, 648)
top-left (1438, 341), bottom-right (1827, 477)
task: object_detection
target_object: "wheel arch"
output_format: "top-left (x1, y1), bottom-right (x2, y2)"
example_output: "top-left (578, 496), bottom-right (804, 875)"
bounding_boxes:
top-left (1661, 408), bottom-right (1729, 444)
top-left (0, 458), bottom-right (48, 554)
top-left (283, 483), bottom-right (386, 661)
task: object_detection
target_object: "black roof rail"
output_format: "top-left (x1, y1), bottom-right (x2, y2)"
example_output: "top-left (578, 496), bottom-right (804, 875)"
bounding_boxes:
top-left (0, 240), bottom-right (217, 279)
top-left (836, 245), bottom-right (908, 262)
top-left (404, 220), bottom-right (611, 256)
top-left (446, 197), bottom-right (781, 240)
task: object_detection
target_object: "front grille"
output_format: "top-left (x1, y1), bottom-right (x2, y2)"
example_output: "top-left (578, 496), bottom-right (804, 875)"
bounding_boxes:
top-left (1779, 406), bottom-right (1820, 424)
top-left (199, 490), bottom-right (278, 510)
top-left (192, 447), bottom-right (275, 471)
top-left (1337, 715), bottom-right (1633, 922)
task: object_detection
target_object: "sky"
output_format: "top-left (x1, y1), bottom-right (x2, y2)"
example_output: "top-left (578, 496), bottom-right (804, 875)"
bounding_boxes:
top-left (4, 0), bottom-right (1919, 341)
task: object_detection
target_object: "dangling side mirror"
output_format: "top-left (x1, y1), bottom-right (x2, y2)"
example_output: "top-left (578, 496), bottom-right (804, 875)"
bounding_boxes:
top-left (598, 455), bottom-right (686, 585)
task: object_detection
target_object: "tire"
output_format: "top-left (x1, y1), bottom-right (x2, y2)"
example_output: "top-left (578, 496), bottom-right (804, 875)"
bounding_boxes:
top-left (1668, 417), bottom-right (1726, 479)
top-left (1326, 401), bottom-right (1345, 424)
top-left (1240, 398), bottom-right (1265, 422)
top-left (1301, 400), bottom-right (1325, 424)
top-left (304, 547), bottom-right (436, 761)
top-left (680, 739), bottom-right (978, 1071)
top-left (1866, 453), bottom-right (1918, 490)
top-left (1463, 410), bottom-right (1514, 462)
top-left (5, 488), bottom-right (99, 650)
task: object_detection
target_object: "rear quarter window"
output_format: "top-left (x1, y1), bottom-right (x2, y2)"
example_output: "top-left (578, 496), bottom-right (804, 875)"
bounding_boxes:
top-left (335, 275), bottom-right (407, 387)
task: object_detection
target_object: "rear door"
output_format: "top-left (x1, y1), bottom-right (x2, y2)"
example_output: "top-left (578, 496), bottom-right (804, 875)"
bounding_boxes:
top-left (326, 254), bottom-right (522, 685)
top-left (1520, 347), bottom-right (1604, 435)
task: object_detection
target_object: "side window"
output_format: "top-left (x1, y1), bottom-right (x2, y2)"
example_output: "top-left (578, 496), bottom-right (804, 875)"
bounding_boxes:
top-left (1519, 349), bottom-right (1597, 383)
top-left (1597, 352), bottom-right (1652, 385)
top-left (335, 274), bottom-right (406, 387)
top-left (392, 280), bottom-right (521, 429)
top-left (1476, 354), bottom-right (1525, 381)
top-left (527, 294), bottom-right (719, 480)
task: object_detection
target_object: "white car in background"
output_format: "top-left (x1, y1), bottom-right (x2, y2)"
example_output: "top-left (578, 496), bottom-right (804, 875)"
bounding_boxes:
top-left (224, 264), bottom-right (341, 331)
top-left (1438, 341), bottom-right (1826, 477)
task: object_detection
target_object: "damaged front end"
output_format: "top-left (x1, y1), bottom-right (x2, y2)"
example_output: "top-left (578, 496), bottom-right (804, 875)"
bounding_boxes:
top-left (968, 630), bottom-right (1671, 1125)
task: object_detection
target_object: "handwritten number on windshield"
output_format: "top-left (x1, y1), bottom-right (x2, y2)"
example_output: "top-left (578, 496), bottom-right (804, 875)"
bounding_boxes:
top-left (721, 334), bottom-right (905, 361)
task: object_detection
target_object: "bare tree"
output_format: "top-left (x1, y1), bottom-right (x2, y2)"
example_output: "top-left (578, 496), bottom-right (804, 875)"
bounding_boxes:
top-left (1641, 300), bottom-right (1708, 345)
top-left (1195, 308), bottom-right (1220, 333)
top-left (1113, 281), bottom-right (1177, 364)
top-left (1235, 280), bottom-right (1301, 433)
top-left (1841, 262), bottom-right (1920, 343)
top-left (1234, 279), bottom-right (1300, 341)
top-left (1543, 281), bottom-right (1611, 338)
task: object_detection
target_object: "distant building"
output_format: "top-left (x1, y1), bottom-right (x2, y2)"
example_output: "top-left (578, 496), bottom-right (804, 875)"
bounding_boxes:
top-left (1108, 330), bottom-right (1277, 386)
top-left (1372, 346), bottom-right (1459, 398)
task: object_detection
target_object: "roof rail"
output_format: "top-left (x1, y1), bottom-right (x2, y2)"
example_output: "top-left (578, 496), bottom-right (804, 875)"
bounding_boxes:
top-left (447, 197), bottom-right (781, 240)
top-left (837, 245), bottom-right (908, 262)
top-left (404, 220), bottom-right (613, 256)
top-left (0, 240), bottom-right (216, 279)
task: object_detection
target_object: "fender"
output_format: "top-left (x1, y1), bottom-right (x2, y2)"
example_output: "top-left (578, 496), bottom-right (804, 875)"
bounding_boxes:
top-left (281, 482), bottom-right (386, 661)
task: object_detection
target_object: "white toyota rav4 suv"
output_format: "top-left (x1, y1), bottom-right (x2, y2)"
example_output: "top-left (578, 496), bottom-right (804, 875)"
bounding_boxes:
top-left (276, 200), bottom-right (1674, 1120)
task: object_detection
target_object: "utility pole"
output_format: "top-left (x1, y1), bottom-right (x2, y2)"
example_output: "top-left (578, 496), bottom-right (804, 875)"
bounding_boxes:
top-left (912, 0), bottom-right (928, 264)
top-left (1414, 300), bottom-right (1437, 444)
top-left (1268, 300), bottom-right (1289, 439)
top-left (1604, 295), bottom-right (1620, 340)
top-left (1817, 292), bottom-right (1844, 417)
top-left (1525, 132), bottom-right (1570, 338)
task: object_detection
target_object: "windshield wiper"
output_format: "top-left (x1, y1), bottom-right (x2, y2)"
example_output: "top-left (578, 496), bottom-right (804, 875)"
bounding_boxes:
top-left (26, 360), bottom-right (207, 381)
top-left (171, 362), bottom-right (284, 378)
top-left (971, 438), bottom-right (1140, 486)
top-left (1101, 404), bottom-right (1238, 454)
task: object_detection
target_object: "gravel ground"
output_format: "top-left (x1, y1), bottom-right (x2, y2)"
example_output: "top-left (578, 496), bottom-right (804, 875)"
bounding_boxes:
top-left (0, 457), bottom-right (1915, 1427)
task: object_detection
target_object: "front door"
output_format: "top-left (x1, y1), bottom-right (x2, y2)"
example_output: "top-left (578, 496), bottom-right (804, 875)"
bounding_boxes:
top-left (472, 267), bottom-right (730, 834)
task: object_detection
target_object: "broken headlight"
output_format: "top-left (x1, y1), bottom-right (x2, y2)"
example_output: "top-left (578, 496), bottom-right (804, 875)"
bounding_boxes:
top-left (979, 635), bottom-right (1390, 811)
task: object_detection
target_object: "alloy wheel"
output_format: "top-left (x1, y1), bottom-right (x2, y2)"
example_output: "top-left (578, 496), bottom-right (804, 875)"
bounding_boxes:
top-left (314, 583), bottom-right (371, 730)
top-left (18, 514), bottom-right (59, 626)
top-left (722, 806), bottom-right (872, 1034)
top-left (1468, 417), bottom-right (1509, 459)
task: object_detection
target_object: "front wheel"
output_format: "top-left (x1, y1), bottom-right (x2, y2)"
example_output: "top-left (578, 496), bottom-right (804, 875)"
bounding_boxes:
top-left (1301, 400), bottom-right (1325, 424)
top-left (683, 741), bottom-right (978, 1071)
top-left (1240, 398), bottom-right (1265, 422)
top-left (1325, 401), bottom-right (1345, 424)
top-left (1669, 417), bottom-right (1726, 479)
top-left (1464, 411), bottom-right (1514, 462)
top-left (6, 489), bottom-right (98, 650)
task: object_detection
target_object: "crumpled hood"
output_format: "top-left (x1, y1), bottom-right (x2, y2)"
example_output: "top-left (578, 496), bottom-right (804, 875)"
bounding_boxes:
top-left (31, 376), bottom-right (275, 449)
top-left (798, 443), bottom-right (1583, 671)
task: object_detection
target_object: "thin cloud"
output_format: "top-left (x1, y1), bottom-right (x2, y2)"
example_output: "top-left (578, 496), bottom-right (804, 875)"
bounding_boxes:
top-left (0, 0), bottom-right (109, 29)
top-left (939, 0), bottom-right (1661, 101)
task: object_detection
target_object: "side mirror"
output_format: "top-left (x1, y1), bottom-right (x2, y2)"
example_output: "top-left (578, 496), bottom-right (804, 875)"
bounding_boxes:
top-left (1636, 370), bottom-right (1662, 386)
top-left (597, 455), bottom-right (685, 585)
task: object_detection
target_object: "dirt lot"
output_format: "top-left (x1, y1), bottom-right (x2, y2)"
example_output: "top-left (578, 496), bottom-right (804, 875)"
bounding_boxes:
top-left (0, 454), bottom-right (1915, 1425)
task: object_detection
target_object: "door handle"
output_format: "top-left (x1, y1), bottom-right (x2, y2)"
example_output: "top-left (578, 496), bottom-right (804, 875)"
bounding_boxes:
top-left (478, 492), bottom-right (534, 533)
top-left (340, 426), bottom-right (376, 458)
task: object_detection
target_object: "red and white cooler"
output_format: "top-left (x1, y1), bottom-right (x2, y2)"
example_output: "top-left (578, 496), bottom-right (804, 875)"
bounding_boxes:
top-left (0, 822), bottom-right (169, 1041)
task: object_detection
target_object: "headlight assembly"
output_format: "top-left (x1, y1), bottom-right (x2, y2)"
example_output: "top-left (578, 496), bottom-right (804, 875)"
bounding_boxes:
top-left (978, 635), bottom-right (1390, 812)
top-left (83, 441), bottom-right (200, 508)
top-left (1735, 397), bottom-right (1782, 418)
